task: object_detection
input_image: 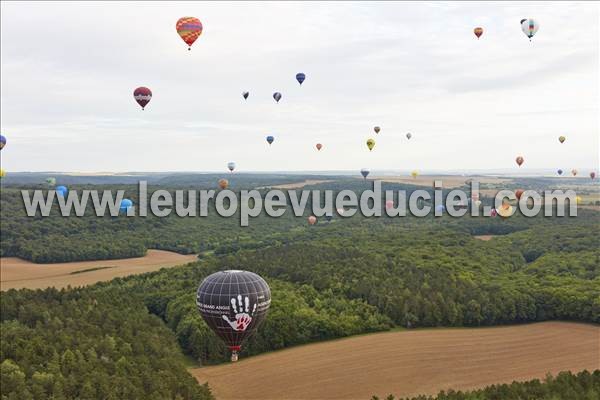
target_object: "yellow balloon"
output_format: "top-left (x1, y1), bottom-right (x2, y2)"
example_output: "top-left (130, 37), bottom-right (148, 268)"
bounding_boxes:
top-left (0, 169), bottom-right (5, 178)
top-left (576, 196), bottom-right (582, 205)
top-left (411, 170), bottom-right (418, 179)
top-left (497, 204), bottom-right (513, 218)
top-left (366, 138), bottom-right (375, 151)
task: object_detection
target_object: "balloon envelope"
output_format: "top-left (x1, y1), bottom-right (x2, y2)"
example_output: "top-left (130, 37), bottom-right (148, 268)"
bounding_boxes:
top-left (120, 199), bottom-right (133, 213)
top-left (55, 186), bottom-right (68, 197)
top-left (227, 162), bottom-right (236, 172)
top-left (308, 216), bottom-right (317, 225)
top-left (0, 169), bottom-right (5, 178)
top-left (366, 138), bottom-right (375, 151)
top-left (557, 169), bottom-right (563, 175)
top-left (515, 189), bottom-right (524, 200)
top-left (242, 92), bottom-right (249, 100)
top-left (406, 133), bottom-right (412, 140)
top-left (474, 27), bottom-right (483, 38)
top-left (385, 200), bottom-right (394, 210)
top-left (218, 179), bottom-right (229, 190)
top-left (46, 177), bottom-right (56, 187)
top-left (296, 73), bottom-right (306, 85)
top-left (374, 126), bottom-right (380, 134)
top-left (435, 205), bottom-right (445, 213)
top-left (360, 168), bottom-right (370, 179)
top-left (591, 172), bottom-right (596, 179)
top-left (133, 87), bottom-right (152, 110)
top-left (572, 169), bottom-right (578, 176)
top-left (273, 92), bottom-right (282, 102)
top-left (558, 136), bottom-right (566, 143)
top-left (0, 134), bottom-right (6, 150)
top-left (521, 18), bottom-right (539, 40)
top-left (196, 270), bottom-right (271, 358)
top-left (266, 136), bottom-right (274, 145)
top-left (516, 156), bottom-right (524, 166)
top-left (176, 17), bottom-right (203, 49)
top-left (411, 170), bottom-right (418, 179)
top-left (316, 143), bottom-right (323, 151)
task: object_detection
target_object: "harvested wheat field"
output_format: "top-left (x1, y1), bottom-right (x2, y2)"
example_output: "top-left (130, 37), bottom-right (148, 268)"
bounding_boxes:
top-left (0, 250), bottom-right (197, 291)
top-left (191, 321), bottom-right (599, 400)
top-left (371, 175), bottom-right (512, 189)
top-left (473, 235), bottom-right (495, 241)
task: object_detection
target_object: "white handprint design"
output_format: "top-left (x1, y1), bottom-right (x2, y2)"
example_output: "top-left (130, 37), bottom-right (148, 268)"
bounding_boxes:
top-left (222, 295), bottom-right (257, 331)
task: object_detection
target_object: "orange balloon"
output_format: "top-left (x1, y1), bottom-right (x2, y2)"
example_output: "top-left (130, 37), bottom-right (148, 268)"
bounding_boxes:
top-left (308, 216), bottom-right (317, 225)
top-left (176, 17), bottom-right (203, 50)
top-left (515, 189), bottom-right (524, 200)
top-left (474, 27), bottom-right (484, 39)
top-left (218, 178), bottom-right (229, 190)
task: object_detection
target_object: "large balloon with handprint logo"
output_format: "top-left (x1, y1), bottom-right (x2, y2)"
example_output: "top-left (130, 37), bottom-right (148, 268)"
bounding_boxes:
top-left (196, 270), bottom-right (271, 362)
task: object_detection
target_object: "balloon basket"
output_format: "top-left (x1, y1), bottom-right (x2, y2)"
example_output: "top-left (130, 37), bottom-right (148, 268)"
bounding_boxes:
top-left (230, 351), bottom-right (239, 362)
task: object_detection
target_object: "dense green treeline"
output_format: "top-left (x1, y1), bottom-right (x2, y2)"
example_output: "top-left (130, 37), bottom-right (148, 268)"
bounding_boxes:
top-left (373, 370), bottom-right (600, 400)
top-left (0, 288), bottom-right (213, 400)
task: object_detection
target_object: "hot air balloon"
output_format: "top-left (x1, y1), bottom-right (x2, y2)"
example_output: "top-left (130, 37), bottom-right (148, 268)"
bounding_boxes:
top-left (242, 92), bottom-right (249, 100)
top-left (325, 215), bottom-right (333, 222)
top-left (474, 200), bottom-right (482, 207)
top-left (176, 17), bottom-right (203, 50)
top-left (558, 136), bottom-right (566, 144)
top-left (406, 133), bottom-right (412, 140)
top-left (474, 27), bottom-right (484, 39)
top-left (266, 135), bottom-right (274, 145)
top-left (435, 205), bottom-right (445, 214)
top-left (366, 138), bottom-right (375, 151)
top-left (516, 156), bottom-right (524, 167)
top-left (497, 204), bottom-right (513, 218)
top-left (0, 134), bottom-right (6, 150)
top-left (218, 178), bottom-right (229, 190)
top-left (227, 162), bottom-right (236, 172)
top-left (55, 186), bottom-right (68, 197)
top-left (385, 200), bottom-right (394, 210)
top-left (520, 18), bottom-right (539, 41)
top-left (0, 169), bottom-right (5, 179)
top-left (45, 177), bottom-right (56, 187)
top-left (296, 73), bottom-right (306, 85)
top-left (196, 270), bottom-right (271, 362)
top-left (337, 208), bottom-right (345, 215)
top-left (572, 169), bottom-right (578, 176)
top-left (411, 170), bottom-right (418, 179)
top-left (360, 168), bottom-right (370, 179)
top-left (273, 92), bottom-right (282, 103)
top-left (591, 172), bottom-right (596, 180)
top-left (120, 199), bottom-right (133, 214)
top-left (133, 87), bottom-right (152, 110)
top-left (316, 143), bottom-right (323, 151)
top-left (576, 196), bottom-right (582, 205)
top-left (490, 208), bottom-right (498, 217)
top-left (515, 189), bottom-right (524, 200)
top-left (308, 215), bottom-right (317, 225)
top-left (374, 126), bottom-right (381, 134)
top-left (557, 169), bottom-right (563, 175)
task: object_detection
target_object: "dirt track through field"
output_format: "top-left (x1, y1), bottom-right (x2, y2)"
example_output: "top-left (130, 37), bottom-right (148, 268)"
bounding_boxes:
top-left (0, 250), bottom-right (197, 291)
top-left (191, 322), bottom-right (599, 400)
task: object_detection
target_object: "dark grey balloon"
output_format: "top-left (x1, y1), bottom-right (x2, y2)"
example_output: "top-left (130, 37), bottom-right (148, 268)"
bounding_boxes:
top-left (196, 270), bottom-right (271, 361)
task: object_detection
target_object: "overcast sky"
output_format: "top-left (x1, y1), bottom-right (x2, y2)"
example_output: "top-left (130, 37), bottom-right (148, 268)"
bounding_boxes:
top-left (1, 1), bottom-right (598, 173)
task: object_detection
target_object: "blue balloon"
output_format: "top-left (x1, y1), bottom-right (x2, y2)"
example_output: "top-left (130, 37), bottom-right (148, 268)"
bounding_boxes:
top-left (266, 135), bottom-right (274, 145)
top-left (55, 186), bottom-right (68, 197)
top-left (120, 198), bottom-right (133, 213)
top-left (296, 72), bottom-right (306, 85)
top-left (435, 205), bottom-right (446, 213)
top-left (557, 169), bottom-right (563, 175)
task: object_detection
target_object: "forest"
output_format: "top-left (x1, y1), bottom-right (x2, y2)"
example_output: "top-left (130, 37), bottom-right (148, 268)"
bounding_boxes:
top-left (1, 178), bottom-right (599, 398)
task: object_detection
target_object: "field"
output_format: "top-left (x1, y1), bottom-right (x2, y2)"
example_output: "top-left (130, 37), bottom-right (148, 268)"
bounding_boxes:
top-left (371, 175), bottom-right (512, 189)
top-left (0, 249), bottom-right (197, 290)
top-left (191, 321), bottom-right (600, 400)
